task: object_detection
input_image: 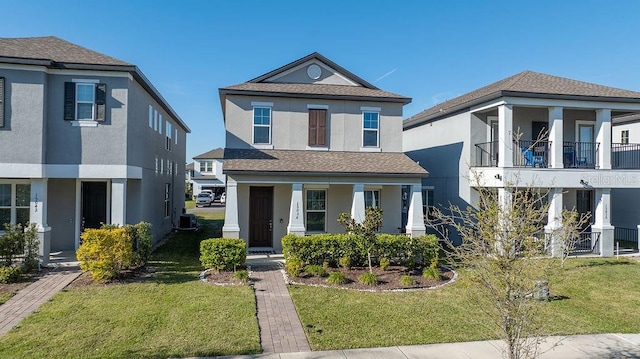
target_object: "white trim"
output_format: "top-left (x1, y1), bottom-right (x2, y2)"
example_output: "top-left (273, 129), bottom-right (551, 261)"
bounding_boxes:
top-left (471, 100), bottom-right (507, 113)
top-left (305, 188), bottom-right (327, 233)
top-left (74, 179), bottom-right (81, 250)
top-left (252, 106), bottom-right (272, 145)
top-left (362, 110), bottom-right (380, 148)
top-left (251, 101), bottom-right (274, 107)
top-left (359, 147), bottom-right (382, 152)
top-left (266, 59), bottom-right (360, 86)
top-left (360, 106), bottom-right (381, 112)
top-left (252, 144), bottom-right (274, 150)
top-left (0, 164), bottom-right (144, 179)
top-left (305, 146), bottom-right (329, 151)
top-left (72, 78), bottom-right (100, 83)
top-left (575, 120), bottom-right (595, 142)
top-left (503, 96), bottom-right (640, 111)
top-left (307, 104), bottom-right (329, 110)
top-left (70, 120), bottom-right (99, 127)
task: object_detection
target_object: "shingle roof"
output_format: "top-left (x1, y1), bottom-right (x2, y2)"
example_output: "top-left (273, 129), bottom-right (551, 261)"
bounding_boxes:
top-left (194, 148), bottom-right (225, 160)
top-left (223, 149), bottom-right (427, 177)
top-left (405, 71), bottom-right (640, 127)
top-left (0, 36), bottom-right (131, 66)
top-left (221, 83), bottom-right (410, 103)
top-left (186, 163), bottom-right (194, 171)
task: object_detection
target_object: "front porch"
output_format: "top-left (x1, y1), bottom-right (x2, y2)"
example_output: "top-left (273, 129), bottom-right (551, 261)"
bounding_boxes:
top-left (222, 177), bottom-right (426, 253)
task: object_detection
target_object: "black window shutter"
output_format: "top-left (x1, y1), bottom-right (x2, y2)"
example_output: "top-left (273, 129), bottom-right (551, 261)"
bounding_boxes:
top-left (64, 82), bottom-right (75, 120)
top-left (0, 77), bottom-right (4, 128)
top-left (95, 83), bottom-right (106, 122)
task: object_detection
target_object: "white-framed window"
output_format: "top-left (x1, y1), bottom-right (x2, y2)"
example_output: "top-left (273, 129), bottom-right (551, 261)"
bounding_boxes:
top-left (364, 190), bottom-right (380, 208)
top-left (421, 187), bottom-right (435, 222)
top-left (154, 110), bottom-right (158, 132)
top-left (174, 128), bottom-right (178, 145)
top-left (621, 130), bottom-right (630, 145)
top-left (155, 158), bottom-right (158, 174)
top-left (159, 114), bottom-right (163, 135)
top-left (148, 106), bottom-right (153, 128)
top-left (199, 160), bottom-right (214, 173)
top-left (305, 189), bottom-right (326, 232)
top-left (165, 122), bottom-right (172, 151)
top-left (253, 107), bottom-right (272, 144)
top-left (362, 111), bottom-right (379, 147)
top-left (160, 158), bottom-right (164, 174)
top-left (76, 83), bottom-right (95, 121)
top-left (164, 183), bottom-right (171, 218)
top-left (0, 183), bottom-right (30, 227)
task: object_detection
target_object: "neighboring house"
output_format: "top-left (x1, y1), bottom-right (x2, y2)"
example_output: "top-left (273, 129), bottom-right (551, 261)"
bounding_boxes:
top-left (190, 148), bottom-right (225, 199)
top-left (219, 52), bottom-right (427, 252)
top-left (403, 70), bottom-right (640, 256)
top-left (0, 36), bottom-right (190, 264)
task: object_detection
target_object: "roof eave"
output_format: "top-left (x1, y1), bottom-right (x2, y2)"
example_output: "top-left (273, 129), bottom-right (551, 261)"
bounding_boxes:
top-left (222, 169), bottom-right (427, 178)
top-left (404, 92), bottom-right (503, 129)
top-left (218, 88), bottom-right (412, 104)
top-left (501, 91), bottom-right (640, 103)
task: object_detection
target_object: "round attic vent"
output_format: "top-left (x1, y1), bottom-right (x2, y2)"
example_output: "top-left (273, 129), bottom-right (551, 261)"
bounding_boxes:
top-left (307, 64), bottom-right (322, 79)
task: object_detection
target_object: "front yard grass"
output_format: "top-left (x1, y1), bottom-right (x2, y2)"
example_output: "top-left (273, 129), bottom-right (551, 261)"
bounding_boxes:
top-left (0, 211), bottom-right (261, 359)
top-left (289, 257), bottom-right (640, 350)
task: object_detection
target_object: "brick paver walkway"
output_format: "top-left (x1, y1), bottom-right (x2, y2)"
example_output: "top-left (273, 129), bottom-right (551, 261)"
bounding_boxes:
top-left (0, 267), bottom-right (81, 337)
top-left (251, 264), bottom-right (311, 354)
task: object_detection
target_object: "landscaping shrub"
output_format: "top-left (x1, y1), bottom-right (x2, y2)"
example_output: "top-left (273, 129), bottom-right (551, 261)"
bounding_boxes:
top-left (326, 271), bottom-right (346, 285)
top-left (379, 257), bottom-right (390, 271)
top-left (21, 224), bottom-right (39, 272)
top-left (128, 222), bottom-right (152, 267)
top-left (282, 233), bottom-right (440, 269)
top-left (305, 264), bottom-right (328, 277)
top-left (0, 265), bottom-right (22, 284)
top-left (400, 275), bottom-right (414, 286)
top-left (422, 265), bottom-right (441, 281)
top-left (77, 227), bottom-right (132, 280)
top-left (232, 269), bottom-right (249, 283)
top-left (199, 238), bottom-right (246, 271)
top-left (285, 256), bottom-right (304, 277)
top-left (358, 272), bottom-right (377, 286)
top-left (0, 223), bottom-right (26, 266)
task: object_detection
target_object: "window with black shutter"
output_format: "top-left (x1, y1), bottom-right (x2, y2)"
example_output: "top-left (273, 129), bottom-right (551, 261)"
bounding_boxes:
top-left (63, 81), bottom-right (106, 122)
top-left (308, 109), bottom-right (327, 146)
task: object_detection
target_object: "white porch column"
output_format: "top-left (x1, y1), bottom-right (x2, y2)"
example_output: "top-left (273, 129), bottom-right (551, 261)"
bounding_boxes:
top-left (406, 184), bottom-right (426, 237)
top-left (592, 188), bottom-right (614, 256)
top-left (351, 183), bottom-right (365, 223)
top-left (30, 179), bottom-right (51, 266)
top-left (596, 109), bottom-right (612, 169)
top-left (287, 183), bottom-right (305, 235)
top-left (548, 107), bottom-right (564, 168)
top-left (544, 188), bottom-right (564, 257)
top-left (222, 177), bottom-right (240, 238)
top-left (110, 179), bottom-right (127, 226)
top-left (498, 104), bottom-right (513, 168)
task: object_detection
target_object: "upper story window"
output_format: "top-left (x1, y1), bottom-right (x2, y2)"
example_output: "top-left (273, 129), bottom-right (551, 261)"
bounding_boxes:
top-left (362, 110), bottom-right (380, 147)
top-left (165, 122), bottom-right (172, 151)
top-left (308, 109), bottom-right (327, 147)
top-left (64, 80), bottom-right (106, 125)
top-left (253, 107), bottom-right (272, 144)
top-left (621, 130), bottom-right (630, 145)
top-left (199, 160), bottom-right (214, 173)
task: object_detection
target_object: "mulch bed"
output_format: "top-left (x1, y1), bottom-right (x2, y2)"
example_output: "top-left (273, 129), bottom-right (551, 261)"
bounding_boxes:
top-left (286, 265), bottom-right (455, 291)
top-left (202, 265), bottom-right (250, 286)
top-left (66, 266), bottom-right (157, 289)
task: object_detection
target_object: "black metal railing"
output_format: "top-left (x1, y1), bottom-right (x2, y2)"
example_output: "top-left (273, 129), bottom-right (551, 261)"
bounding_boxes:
top-left (573, 232), bottom-right (600, 254)
top-left (614, 227), bottom-right (639, 251)
top-left (475, 141), bottom-right (498, 167)
top-left (612, 143), bottom-right (640, 169)
top-left (563, 142), bottom-right (599, 168)
top-left (514, 140), bottom-right (550, 168)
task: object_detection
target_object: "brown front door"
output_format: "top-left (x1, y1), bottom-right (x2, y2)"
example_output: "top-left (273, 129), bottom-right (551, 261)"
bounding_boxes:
top-left (249, 186), bottom-right (273, 247)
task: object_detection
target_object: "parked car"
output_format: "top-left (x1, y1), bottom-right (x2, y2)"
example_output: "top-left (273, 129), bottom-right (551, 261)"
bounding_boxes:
top-left (196, 192), bottom-right (213, 207)
top-left (200, 190), bottom-right (214, 199)
top-left (220, 192), bottom-right (226, 204)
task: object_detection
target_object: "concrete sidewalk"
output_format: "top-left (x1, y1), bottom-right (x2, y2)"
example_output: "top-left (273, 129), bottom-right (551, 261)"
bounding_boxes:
top-left (198, 333), bottom-right (640, 359)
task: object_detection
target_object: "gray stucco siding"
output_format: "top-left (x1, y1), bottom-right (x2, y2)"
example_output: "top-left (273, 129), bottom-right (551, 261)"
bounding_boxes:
top-left (225, 95), bottom-right (404, 152)
top-left (0, 68), bottom-right (46, 163)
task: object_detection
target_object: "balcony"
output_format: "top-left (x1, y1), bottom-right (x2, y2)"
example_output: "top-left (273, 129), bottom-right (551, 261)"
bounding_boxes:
top-left (612, 143), bottom-right (640, 169)
top-left (563, 142), bottom-right (598, 169)
top-left (474, 140), bottom-right (603, 169)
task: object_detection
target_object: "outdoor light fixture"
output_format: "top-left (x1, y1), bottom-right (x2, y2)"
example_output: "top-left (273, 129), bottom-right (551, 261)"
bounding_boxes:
top-left (580, 179), bottom-right (589, 186)
top-left (494, 174), bottom-right (502, 180)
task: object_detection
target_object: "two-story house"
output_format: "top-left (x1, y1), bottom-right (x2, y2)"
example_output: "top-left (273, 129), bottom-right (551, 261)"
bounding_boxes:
top-left (219, 53), bottom-right (427, 252)
top-left (0, 36), bottom-right (190, 264)
top-left (403, 71), bottom-right (640, 256)
top-left (189, 148), bottom-right (225, 199)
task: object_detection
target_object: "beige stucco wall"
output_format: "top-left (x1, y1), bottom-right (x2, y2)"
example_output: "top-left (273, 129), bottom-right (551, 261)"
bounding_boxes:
top-left (225, 95), bottom-right (404, 152)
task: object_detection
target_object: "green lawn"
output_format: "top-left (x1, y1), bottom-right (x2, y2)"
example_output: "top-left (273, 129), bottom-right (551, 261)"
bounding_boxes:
top-left (289, 257), bottom-right (640, 350)
top-left (0, 293), bottom-right (11, 306)
top-left (185, 199), bottom-right (196, 210)
top-left (0, 211), bottom-right (261, 358)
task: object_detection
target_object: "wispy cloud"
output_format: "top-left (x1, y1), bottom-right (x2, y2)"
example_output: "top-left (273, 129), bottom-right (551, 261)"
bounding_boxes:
top-left (374, 68), bottom-right (397, 83)
top-left (431, 91), bottom-right (455, 105)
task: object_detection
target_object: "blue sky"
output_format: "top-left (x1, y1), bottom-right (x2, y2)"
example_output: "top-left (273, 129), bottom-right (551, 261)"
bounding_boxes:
top-left (3, 0), bottom-right (640, 161)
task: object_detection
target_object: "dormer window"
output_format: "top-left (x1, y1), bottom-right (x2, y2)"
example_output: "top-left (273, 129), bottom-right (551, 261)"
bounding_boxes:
top-left (199, 160), bottom-right (214, 173)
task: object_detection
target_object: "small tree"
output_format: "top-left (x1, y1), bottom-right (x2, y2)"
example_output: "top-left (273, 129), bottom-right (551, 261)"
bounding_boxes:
top-left (338, 207), bottom-right (382, 273)
top-left (552, 209), bottom-right (591, 269)
top-left (429, 177), bottom-right (558, 359)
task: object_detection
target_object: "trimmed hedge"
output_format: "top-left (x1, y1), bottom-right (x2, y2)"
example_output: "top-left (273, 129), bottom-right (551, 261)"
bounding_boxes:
top-left (282, 233), bottom-right (439, 268)
top-left (199, 238), bottom-right (247, 271)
